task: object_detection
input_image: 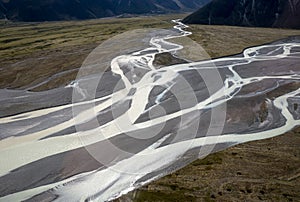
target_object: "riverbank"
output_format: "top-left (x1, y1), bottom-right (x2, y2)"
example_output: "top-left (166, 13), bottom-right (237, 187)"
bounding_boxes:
top-left (116, 127), bottom-right (300, 201)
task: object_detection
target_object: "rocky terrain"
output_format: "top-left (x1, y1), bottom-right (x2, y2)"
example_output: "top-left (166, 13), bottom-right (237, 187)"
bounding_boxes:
top-left (0, 0), bottom-right (210, 21)
top-left (183, 0), bottom-right (300, 29)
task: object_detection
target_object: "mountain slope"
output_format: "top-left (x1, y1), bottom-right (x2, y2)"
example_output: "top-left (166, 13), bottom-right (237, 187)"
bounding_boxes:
top-left (183, 0), bottom-right (300, 29)
top-left (0, 0), bottom-right (211, 22)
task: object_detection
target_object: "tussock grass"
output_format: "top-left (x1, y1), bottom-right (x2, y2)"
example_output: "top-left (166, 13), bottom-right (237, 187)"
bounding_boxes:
top-left (0, 14), bottom-right (185, 90)
top-left (188, 24), bottom-right (300, 58)
top-left (0, 15), bottom-right (183, 62)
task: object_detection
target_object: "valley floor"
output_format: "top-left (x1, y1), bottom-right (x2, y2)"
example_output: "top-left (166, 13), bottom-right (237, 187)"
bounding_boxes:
top-left (1, 14), bottom-right (300, 201)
